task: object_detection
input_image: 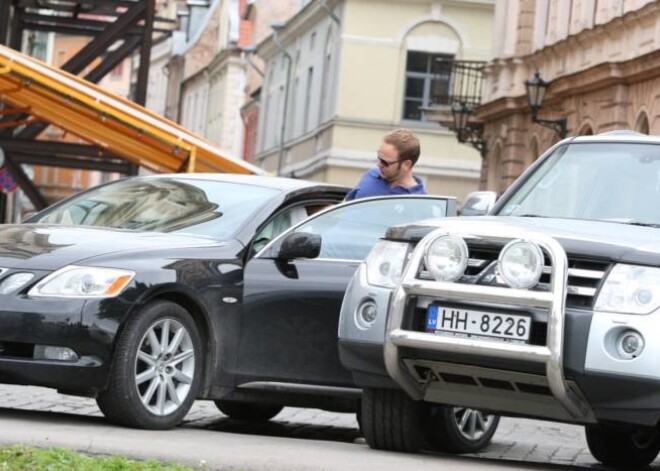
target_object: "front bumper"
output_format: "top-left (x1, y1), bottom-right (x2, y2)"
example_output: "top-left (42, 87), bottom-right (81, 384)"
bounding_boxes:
top-left (383, 224), bottom-right (660, 428)
top-left (0, 294), bottom-right (129, 395)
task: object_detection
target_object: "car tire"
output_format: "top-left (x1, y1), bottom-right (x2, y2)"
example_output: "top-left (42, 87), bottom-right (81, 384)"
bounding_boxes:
top-left (585, 425), bottom-right (660, 469)
top-left (97, 300), bottom-right (203, 430)
top-left (425, 406), bottom-right (500, 454)
top-left (214, 400), bottom-right (283, 422)
top-left (361, 388), bottom-right (423, 453)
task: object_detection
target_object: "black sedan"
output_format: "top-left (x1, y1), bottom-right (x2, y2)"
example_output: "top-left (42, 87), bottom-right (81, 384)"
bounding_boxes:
top-left (0, 173), bottom-right (453, 431)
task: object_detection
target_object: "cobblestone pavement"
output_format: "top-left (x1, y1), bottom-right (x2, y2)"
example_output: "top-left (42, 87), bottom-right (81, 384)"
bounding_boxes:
top-left (0, 383), bottom-right (637, 469)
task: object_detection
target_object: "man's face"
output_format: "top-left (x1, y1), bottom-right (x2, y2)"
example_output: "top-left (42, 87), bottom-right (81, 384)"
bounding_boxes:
top-left (377, 142), bottom-right (406, 182)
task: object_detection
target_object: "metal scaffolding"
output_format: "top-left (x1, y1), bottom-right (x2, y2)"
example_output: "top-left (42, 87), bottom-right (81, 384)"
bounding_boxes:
top-left (0, 0), bottom-right (263, 219)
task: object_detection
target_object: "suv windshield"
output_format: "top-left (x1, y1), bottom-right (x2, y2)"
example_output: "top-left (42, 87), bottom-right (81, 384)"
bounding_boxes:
top-left (497, 142), bottom-right (660, 225)
top-left (31, 178), bottom-right (280, 239)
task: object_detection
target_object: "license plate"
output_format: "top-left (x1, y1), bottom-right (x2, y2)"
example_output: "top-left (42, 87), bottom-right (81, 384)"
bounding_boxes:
top-left (426, 306), bottom-right (531, 342)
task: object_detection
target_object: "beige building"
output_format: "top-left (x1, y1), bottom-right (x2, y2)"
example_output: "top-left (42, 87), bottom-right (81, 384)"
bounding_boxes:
top-left (253, 0), bottom-right (494, 201)
top-left (472, 0), bottom-right (659, 193)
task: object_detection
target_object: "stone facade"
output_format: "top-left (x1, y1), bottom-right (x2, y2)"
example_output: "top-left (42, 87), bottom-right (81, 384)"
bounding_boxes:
top-left (478, 0), bottom-right (659, 192)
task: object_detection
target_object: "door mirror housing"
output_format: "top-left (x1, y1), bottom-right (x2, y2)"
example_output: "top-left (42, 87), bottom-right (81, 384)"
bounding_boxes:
top-left (276, 232), bottom-right (322, 260)
top-left (459, 191), bottom-right (497, 216)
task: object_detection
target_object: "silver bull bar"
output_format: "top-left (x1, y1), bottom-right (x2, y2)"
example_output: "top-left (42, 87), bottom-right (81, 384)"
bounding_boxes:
top-left (383, 223), bottom-right (595, 422)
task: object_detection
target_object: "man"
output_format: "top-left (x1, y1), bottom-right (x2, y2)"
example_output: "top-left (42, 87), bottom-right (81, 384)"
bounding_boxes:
top-left (345, 128), bottom-right (426, 201)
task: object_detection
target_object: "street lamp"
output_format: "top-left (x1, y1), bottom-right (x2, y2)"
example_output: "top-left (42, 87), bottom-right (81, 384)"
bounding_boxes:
top-left (524, 72), bottom-right (567, 139)
top-left (451, 101), bottom-right (487, 158)
top-left (271, 22), bottom-right (292, 176)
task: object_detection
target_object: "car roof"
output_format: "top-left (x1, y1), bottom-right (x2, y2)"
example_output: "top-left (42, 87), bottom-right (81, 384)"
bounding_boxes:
top-left (136, 173), bottom-right (349, 192)
top-left (569, 130), bottom-right (660, 144)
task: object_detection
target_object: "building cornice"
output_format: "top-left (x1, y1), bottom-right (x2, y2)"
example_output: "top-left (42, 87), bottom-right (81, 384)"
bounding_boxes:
top-left (256, 0), bottom-right (341, 59)
top-left (477, 47), bottom-right (660, 122)
top-left (207, 46), bottom-right (243, 73)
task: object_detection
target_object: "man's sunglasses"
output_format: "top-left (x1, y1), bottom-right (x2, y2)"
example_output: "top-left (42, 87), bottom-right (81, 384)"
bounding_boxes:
top-left (376, 154), bottom-right (403, 167)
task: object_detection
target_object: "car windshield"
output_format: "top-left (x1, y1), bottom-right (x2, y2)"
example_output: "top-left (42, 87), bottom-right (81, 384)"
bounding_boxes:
top-left (497, 142), bottom-right (660, 225)
top-left (31, 178), bottom-right (280, 239)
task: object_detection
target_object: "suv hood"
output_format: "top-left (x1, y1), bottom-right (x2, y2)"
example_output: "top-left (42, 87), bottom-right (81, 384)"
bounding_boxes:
top-left (0, 224), bottom-right (223, 270)
top-left (390, 216), bottom-right (660, 266)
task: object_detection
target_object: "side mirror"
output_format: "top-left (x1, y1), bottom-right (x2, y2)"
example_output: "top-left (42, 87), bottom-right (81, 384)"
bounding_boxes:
top-left (276, 232), bottom-right (321, 260)
top-left (459, 191), bottom-right (497, 216)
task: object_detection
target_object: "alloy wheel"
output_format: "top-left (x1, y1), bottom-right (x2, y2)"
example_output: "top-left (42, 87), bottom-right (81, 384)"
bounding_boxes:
top-left (452, 407), bottom-right (497, 441)
top-left (134, 318), bottom-right (196, 416)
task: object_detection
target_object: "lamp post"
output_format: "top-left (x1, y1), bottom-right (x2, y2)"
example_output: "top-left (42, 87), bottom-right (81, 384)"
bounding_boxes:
top-left (524, 72), bottom-right (567, 139)
top-left (451, 101), bottom-right (487, 158)
top-left (271, 22), bottom-right (292, 177)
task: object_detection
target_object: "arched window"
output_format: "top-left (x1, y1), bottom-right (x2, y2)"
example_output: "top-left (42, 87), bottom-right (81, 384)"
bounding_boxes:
top-left (635, 112), bottom-right (650, 135)
top-left (402, 21), bottom-right (460, 122)
top-left (579, 124), bottom-right (594, 136)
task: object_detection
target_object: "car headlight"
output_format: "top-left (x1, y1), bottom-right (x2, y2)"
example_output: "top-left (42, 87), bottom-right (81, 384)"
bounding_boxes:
top-left (29, 265), bottom-right (135, 298)
top-left (365, 241), bottom-right (410, 288)
top-left (498, 240), bottom-right (544, 289)
top-left (424, 235), bottom-right (468, 282)
top-left (595, 264), bottom-right (660, 315)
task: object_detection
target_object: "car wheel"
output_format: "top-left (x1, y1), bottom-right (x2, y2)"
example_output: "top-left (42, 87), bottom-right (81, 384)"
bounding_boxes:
top-left (214, 400), bottom-right (283, 422)
top-left (585, 425), bottom-right (660, 469)
top-left (425, 405), bottom-right (500, 454)
top-left (361, 388), bottom-right (423, 452)
top-left (97, 300), bottom-right (203, 430)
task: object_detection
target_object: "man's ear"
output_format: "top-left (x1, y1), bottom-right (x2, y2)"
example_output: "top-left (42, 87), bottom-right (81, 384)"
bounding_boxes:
top-left (401, 159), bottom-right (413, 171)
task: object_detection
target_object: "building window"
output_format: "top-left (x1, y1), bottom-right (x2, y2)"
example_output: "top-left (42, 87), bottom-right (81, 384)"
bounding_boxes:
top-left (403, 51), bottom-right (453, 121)
top-left (304, 66), bottom-right (314, 132)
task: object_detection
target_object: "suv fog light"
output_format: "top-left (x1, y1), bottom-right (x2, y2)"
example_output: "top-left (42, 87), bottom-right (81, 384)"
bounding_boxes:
top-left (498, 240), bottom-right (544, 289)
top-left (355, 299), bottom-right (378, 330)
top-left (616, 330), bottom-right (644, 359)
top-left (424, 235), bottom-right (468, 282)
top-left (34, 345), bottom-right (79, 361)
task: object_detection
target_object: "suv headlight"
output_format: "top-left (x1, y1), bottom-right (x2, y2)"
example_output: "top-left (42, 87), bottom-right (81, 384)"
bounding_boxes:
top-left (29, 265), bottom-right (135, 298)
top-left (365, 241), bottom-right (410, 288)
top-left (595, 264), bottom-right (660, 315)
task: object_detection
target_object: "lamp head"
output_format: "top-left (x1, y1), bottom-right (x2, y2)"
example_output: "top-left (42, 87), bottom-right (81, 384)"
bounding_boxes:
top-left (451, 102), bottom-right (473, 141)
top-left (525, 71), bottom-right (548, 113)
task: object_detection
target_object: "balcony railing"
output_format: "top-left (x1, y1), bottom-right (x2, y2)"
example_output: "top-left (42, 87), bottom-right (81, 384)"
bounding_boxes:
top-left (431, 59), bottom-right (485, 108)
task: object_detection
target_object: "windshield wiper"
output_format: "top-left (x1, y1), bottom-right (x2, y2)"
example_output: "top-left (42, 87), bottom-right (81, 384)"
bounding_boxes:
top-left (514, 214), bottom-right (548, 218)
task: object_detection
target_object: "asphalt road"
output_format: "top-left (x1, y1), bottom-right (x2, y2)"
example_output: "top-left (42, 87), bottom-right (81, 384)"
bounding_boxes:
top-left (0, 384), bottom-right (634, 470)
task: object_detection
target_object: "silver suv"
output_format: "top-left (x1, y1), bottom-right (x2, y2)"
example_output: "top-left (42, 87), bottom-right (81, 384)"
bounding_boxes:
top-left (339, 131), bottom-right (660, 468)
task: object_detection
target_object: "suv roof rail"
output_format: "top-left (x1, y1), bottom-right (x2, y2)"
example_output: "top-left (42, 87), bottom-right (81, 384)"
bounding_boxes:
top-left (597, 130), bottom-right (645, 137)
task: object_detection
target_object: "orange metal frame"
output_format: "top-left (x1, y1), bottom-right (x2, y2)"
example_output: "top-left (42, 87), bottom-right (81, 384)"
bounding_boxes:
top-left (0, 44), bottom-right (265, 175)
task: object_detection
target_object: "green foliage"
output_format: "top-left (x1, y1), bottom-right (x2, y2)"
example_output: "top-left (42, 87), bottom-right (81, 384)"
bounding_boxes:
top-left (0, 446), bottom-right (193, 471)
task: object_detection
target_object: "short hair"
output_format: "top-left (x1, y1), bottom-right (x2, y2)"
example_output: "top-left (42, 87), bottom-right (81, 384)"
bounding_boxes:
top-left (383, 128), bottom-right (421, 165)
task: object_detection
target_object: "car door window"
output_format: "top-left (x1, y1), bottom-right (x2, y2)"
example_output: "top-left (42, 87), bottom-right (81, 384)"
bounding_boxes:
top-left (253, 203), bottom-right (336, 253)
top-left (293, 197), bottom-right (448, 260)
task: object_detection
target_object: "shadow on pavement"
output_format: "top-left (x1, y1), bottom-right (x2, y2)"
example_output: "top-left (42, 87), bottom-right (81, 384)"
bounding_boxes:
top-left (187, 415), bottom-right (361, 444)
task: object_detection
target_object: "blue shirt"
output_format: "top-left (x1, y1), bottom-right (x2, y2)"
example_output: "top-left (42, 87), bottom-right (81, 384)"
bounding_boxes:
top-left (344, 168), bottom-right (426, 201)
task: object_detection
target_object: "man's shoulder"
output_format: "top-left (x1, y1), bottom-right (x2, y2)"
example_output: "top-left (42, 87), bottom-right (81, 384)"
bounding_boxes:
top-left (364, 168), bottom-right (381, 179)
